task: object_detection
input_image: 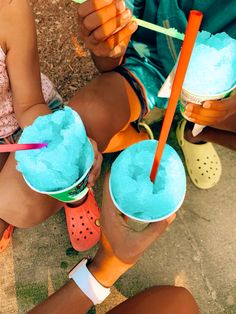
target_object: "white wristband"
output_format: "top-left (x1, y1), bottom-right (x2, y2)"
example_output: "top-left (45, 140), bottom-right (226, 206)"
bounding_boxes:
top-left (69, 259), bottom-right (111, 305)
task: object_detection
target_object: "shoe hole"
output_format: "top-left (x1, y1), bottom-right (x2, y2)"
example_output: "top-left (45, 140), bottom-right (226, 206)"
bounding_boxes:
top-left (197, 159), bottom-right (200, 162)
top-left (201, 173), bottom-right (204, 176)
top-left (77, 238), bottom-right (79, 241)
top-left (210, 167), bottom-right (212, 170)
top-left (82, 223), bottom-right (85, 226)
top-left (204, 162), bottom-right (206, 165)
top-left (211, 161), bottom-right (213, 164)
top-left (87, 211), bottom-right (90, 214)
top-left (80, 231), bottom-right (82, 234)
top-left (72, 224), bottom-right (75, 228)
top-left (90, 217), bottom-right (93, 220)
top-left (86, 228), bottom-right (89, 231)
top-left (72, 218), bottom-right (74, 220)
top-left (198, 167), bottom-right (201, 169)
top-left (72, 232), bottom-right (74, 235)
top-left (206, 156), bottom-right (209, 159)
top-left (84, 236), bottom-right (87, 239)
top-left (206, 170), bottom-right (208, 173)
top-left (213, 173), bottom-right (215, 176)
top-left (208, 177), bottom-right (211, 179)
top-left (80, 216), bottom-right (83, 219)
top-left (90, 232), bottom-right (93, 235)
top-left (216, 168), bottom-right (218, 170)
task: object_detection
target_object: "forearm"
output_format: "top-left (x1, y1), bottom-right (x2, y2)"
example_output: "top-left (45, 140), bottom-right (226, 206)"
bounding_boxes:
top-left (92, 53), bottom-right (123, 73)
top-left (15, 103), bottom-right (51, 129)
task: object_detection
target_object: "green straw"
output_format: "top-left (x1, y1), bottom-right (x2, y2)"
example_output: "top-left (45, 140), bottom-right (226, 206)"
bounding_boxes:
top-left (73, 0), bottom-right (184, 41)
top-left (134, 17), bottom-right (184, 41)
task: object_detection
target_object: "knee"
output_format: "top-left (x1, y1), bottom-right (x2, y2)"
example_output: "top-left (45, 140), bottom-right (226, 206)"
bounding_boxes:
top-left (172, 287), bottom-right (199, 314)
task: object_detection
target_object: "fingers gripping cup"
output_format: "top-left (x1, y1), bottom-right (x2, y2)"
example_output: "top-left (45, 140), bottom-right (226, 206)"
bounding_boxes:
top-left (15, 106), bottom-right (94, 202)
top-left (180, 31), bottom-right (236, 136)
top-left (109, 140), bottom-right (186, 223)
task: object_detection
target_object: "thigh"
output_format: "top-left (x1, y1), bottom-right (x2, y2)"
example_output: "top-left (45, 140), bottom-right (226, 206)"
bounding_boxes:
top-left (0, 152), bottom-right (62, 227)
top-left (68, 72), bottom-right (141, 152)
top-left (108, 286), bottom-right (199, 314)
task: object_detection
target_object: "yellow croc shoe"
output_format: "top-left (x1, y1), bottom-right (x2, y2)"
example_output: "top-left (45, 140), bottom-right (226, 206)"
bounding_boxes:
top-left (176, 120), bottom-right (222, 189)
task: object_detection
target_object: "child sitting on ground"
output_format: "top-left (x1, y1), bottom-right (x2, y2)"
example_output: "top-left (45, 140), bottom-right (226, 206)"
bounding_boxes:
top-left (69, 0), bottom-right (236, 191)
top-left (0, 0), bottom-right (102, 253)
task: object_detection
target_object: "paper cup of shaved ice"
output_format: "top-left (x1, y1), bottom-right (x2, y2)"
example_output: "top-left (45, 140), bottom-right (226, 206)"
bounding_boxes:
top-left (15, 106), bottom-right (94, 202)
top-left (180, 31), bottom-right (236, 136)
top-left (109, 140), bottom-right (186, 223)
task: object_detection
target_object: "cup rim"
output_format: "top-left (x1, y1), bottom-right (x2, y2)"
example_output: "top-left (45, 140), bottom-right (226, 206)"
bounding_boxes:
top-left (24, 159), bottom-right (93, 195)
top-left (109, 176), bottom-right (186, 223)
top-left (182, 83), bottom-right (236, 98)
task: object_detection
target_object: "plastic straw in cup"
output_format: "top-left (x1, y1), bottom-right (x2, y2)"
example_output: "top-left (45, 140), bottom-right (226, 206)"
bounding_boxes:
top-left (0, 143), bottom-right (48, 153)
top-left (150, 10), bottom-right (203, 183)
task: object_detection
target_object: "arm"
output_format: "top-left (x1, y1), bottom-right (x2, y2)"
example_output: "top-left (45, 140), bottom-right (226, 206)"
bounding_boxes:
top-left (77, 0), bottom-right (138, 72)
top-left (5, 0), bottom-right (51, 129)
top-left (29, 174), bottom-right (175, 313)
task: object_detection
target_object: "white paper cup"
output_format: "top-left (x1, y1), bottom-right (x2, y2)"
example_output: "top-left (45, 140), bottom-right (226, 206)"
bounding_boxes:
top-left (180, 84), bottom-right (236, 136)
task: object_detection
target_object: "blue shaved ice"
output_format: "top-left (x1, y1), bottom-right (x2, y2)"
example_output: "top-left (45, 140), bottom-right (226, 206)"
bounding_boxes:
top-left (184, 31), bottom-right (236, 95)
top-left (110, 140), bottom-right (186, 222)
top-left (15, 106), bottom-right (94, 192)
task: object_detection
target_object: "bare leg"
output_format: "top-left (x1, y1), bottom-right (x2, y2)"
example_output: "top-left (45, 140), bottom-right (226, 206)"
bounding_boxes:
top-left (0, 72), bottom-right (140, 229)
top-left (108, 286), bottom-right (199, 314)
top-left (69, 72), bottom-right (140, 152)
top-left (184, 113), bottom-right (236, 150)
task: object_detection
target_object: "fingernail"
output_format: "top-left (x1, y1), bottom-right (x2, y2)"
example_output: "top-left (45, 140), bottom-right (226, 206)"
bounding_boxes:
top-left (203, 102), bottom-right (211, 109)
top-left (186, 104), bottom-right (193, 111)
top-left (129, 21), bottom-right (138, 30)
top-left (116, 0), bottom-right (126, 12)
top-left (122, 9), bottom-right (131, 19)
top-left (167, 214), bottom-right (176, 225)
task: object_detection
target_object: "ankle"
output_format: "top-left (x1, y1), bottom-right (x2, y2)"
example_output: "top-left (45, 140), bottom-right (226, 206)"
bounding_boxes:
top-left (66, 193), bottom-right (88, 208)
top-left (184, 122), bottom-right (204, 144)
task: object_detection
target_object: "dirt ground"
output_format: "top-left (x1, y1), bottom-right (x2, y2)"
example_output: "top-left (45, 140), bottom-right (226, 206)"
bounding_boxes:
top-left (1, 1), bottom-right (236, 314)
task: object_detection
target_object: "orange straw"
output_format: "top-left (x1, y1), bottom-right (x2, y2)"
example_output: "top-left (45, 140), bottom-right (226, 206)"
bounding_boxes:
top-left (150, 10), bottom-right (203, 182)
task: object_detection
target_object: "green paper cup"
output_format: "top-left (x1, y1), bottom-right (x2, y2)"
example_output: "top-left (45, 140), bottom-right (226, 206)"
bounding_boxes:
top-left (23, 138), bottom-right (94, 203)
top-left (24, 161), bottom-right (93, 203)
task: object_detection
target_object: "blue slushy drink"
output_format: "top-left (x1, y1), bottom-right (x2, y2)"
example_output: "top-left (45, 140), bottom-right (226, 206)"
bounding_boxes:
top-left (110, 140), bottom-right (186, 222)
top-left (15, 106), bottom-right (94, 202)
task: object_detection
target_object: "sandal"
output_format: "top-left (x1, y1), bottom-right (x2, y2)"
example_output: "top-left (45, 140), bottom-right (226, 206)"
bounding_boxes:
top-left (0, 225), bottom-right (14, 253)
top-left (176, 120), bottom-right (222, 189)
top-left (64, 190), bottom-right (101, 252)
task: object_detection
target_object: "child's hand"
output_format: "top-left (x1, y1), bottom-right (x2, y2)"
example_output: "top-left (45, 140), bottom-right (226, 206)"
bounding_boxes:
top-left (88, 173), bottom-right (175, 287)
top-left (87, 138), bottom-right (103, 188)
top-left (99, 173), bottom-right (175, 264)
top-left (184, 91), bottom-right (236, 126)
top-left (77, 0), bottom-right (137, 58)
